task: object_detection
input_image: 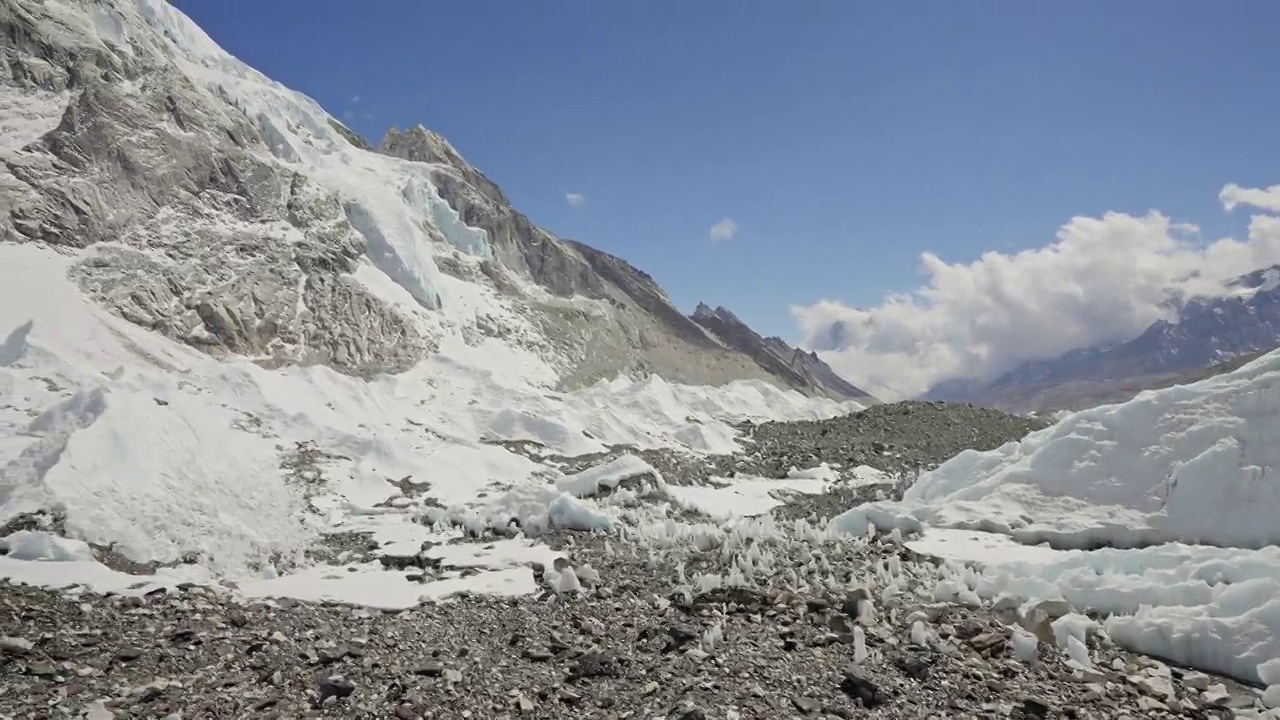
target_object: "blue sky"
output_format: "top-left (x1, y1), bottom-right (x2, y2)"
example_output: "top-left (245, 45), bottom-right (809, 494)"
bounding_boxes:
top-left (184, 0), bottom-right (1280, 346)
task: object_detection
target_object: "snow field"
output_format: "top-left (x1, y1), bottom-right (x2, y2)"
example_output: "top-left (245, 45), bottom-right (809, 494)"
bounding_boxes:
top-left (665, 463), bottom-right (888, 519)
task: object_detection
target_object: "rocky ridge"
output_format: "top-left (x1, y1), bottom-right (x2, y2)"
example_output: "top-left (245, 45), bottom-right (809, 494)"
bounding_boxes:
top-left (690, 304), bottom-right (876, 403)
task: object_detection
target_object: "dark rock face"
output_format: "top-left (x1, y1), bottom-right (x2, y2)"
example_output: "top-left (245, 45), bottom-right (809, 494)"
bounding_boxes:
top-left (690, 303), bottom-right (876, 402)
top-left (568, 242), bottom-right (722, 351)
top-left (924, 268), bottom-right (1280, 413)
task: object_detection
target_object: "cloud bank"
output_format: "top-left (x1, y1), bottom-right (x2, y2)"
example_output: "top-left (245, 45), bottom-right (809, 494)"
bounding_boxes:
top-left (793, 183), bottom-right (1280, 400)
top-left (565, 192), bottom-right (585, 207)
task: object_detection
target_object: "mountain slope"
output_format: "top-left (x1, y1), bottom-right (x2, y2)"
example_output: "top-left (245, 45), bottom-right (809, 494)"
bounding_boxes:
top-left (1, 0), bottom-right (862, 401)
top-left (925, 266), bottom-right (1280, 413)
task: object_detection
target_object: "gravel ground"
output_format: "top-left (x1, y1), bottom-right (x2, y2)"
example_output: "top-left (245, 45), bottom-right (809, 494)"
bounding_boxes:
top-left (738, 401), bottom-right (1049, 479)
top-left (5, 401), bottom-right (1270, 719)
top-left (1, 529), bottom-right (1262, 720)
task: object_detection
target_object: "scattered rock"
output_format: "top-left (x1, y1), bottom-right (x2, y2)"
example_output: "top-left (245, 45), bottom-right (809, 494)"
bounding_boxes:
top-left (316, 675), bottom-right (356, 704)
top-left (0, 636), bottom-right (34, 655)
top-left (568, 651), bottom-right (621, 681)
top-left (895, 654), bottom-right (932, 680)
top-left (792, 695), bottom-right (823, 714)
top-left (26, 661), bottom-right (57, 677)
top-left (412, 662), bottom-right (444, 676)
top-left (840, 664), bottom-right (886, 707)
top-left (1021, 695), bottom-right (1052, 718)
top-left (669, 704), bottom-right (707, 720)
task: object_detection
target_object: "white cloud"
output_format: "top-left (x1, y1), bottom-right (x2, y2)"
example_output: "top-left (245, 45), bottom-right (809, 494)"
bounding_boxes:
top-left (350, 94), bottom-right (361, 104)
top-left (709, 217), bottom-right (738, 243)
top-left (565, 192), bottom-right (585, 207)
top-left (1220, 183), bottom-right (1280, 213)
top-left (793, 183), bottom-right (1280, 401)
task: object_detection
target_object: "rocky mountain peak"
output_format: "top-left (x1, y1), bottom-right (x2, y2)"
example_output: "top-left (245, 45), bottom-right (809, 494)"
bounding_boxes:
top-left (689, 304), bottom-right (876, 402)
top-left (691, 303), bottom-right (742, 325)
top-left (380, 124), bottom-right (466, 170)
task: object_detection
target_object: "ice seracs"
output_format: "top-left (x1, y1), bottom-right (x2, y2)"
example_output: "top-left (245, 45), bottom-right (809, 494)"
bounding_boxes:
top-left (834, 350), bottom-right (1280, 684)
top-left (835, 346), bottom-right (1280, 548)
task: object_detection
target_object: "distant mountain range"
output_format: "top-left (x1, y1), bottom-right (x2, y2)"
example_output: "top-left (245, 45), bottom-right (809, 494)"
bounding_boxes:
top-left (924, 266), bottom-right (1280, 413)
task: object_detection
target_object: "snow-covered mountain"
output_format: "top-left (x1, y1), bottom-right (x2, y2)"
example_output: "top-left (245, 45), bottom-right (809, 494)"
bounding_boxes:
top-left (924, 265), bottom-right (1280, 413)
top-left (0, 0), bottom-right (867, 586)
top-left (1, 0), bottom-right (869, 401)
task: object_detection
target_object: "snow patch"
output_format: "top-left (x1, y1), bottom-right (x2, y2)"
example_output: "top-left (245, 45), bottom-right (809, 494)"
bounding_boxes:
top-left (556, 455), bottom-right (662, 498)
top-left (236, 563), bottom-right (536, 610)
top-left (786, 462), bottom-right (841, 482)
top-left (0, 87), bottom-right (72, 153)
top-left (667, 474), bottom-right (829, 519)
top-left (486, 375), bottom-right (859, 456)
